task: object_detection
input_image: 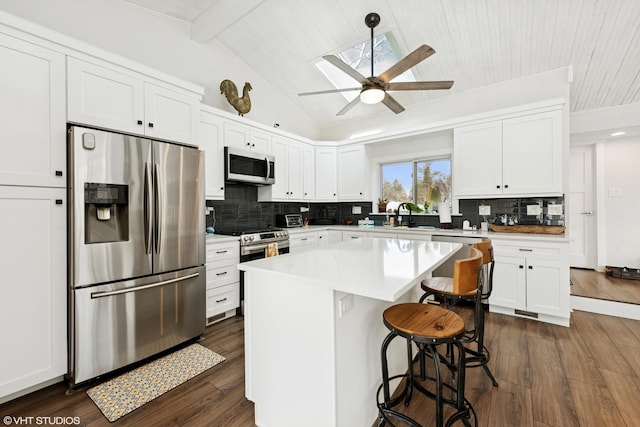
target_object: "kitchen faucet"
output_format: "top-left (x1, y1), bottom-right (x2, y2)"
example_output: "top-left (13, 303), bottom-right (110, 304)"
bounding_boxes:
top-left (395, 203), bottom-right (415, 227)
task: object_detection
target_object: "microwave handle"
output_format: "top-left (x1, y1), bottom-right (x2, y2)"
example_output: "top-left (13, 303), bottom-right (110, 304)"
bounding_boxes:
top-left (265, 156), bottom-right (271, 181)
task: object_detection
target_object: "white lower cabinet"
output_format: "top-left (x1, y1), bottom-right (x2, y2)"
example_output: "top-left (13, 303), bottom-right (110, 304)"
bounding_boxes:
top-left (320, 230), bottom-right (342, 245)
top-left (290, 231), bottom-right (319, 253)
top-left (0, 186), bottom-right (66, 402)
top-left (205, 240), bottom-right (240, 324)
top-left (489, 239), bottom-right (570, 326)
top-left (342, 230), bottom-right (367, 241)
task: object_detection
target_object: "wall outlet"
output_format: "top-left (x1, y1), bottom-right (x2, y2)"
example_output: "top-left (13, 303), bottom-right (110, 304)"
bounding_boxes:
top-left (300, 206), bottom-right (309, 212)
top-left (352, 206), bottom-right (362, 214)
top-left (526, 204), bottom-right (541, 215)
top-left (548, 204), bottom-right (563, 215)
top-left (339, 294), bottom-right (354, 317)
top-left (479, 205), bottom-right (491, 216)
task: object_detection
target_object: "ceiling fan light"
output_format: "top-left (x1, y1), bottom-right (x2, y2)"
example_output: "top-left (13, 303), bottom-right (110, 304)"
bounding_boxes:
top-left (360, 87), bottom-right (385, 104)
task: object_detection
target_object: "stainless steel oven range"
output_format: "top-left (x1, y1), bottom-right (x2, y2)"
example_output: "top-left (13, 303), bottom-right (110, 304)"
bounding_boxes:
top-left (215, 228), bottom-right (289, 314)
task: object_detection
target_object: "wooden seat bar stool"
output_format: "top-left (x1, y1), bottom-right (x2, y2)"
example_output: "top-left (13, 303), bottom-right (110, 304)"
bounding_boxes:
top-left (377, 303), bottom-right (477, 427)
top-left (419, 241), bottom-right (498, 387)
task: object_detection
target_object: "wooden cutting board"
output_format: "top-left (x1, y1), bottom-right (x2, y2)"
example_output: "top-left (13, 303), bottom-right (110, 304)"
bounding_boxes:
top-left (489, 224), bottom-right (565, 234)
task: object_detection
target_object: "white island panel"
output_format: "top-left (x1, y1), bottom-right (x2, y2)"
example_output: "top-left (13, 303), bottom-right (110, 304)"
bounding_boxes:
top-left (241, 238), bottom-right (462, 427)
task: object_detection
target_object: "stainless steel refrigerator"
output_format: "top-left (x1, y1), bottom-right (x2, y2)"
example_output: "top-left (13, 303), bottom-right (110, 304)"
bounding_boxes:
top-left (67, 125), bottom-right (205, 387)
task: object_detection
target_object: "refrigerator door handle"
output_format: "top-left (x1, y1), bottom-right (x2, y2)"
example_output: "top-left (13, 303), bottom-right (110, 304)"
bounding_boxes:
top-left (154, 162), bottom-right (162, 254)
top-left (90, 272), bottom-right (200, 299)
top-left (144, 162), bottom-right (152, 254)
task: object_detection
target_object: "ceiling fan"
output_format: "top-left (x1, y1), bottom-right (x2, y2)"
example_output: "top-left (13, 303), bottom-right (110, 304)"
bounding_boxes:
top-left (298, 12), bottom-right (454, 115)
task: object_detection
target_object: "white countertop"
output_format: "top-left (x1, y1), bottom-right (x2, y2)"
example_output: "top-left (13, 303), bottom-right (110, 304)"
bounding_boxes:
top-left (286, 224), bottom-right (570, 242)
top-left (238, 238), bottom-right (462, 301)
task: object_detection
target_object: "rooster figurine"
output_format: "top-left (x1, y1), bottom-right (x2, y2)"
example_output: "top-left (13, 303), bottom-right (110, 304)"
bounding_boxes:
top-left (220, 80), bottom-right (252, 116)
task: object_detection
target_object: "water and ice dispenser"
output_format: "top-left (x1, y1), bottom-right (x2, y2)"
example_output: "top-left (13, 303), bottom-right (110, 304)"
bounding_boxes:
top-left (84, 183), bottom-right (129, 243)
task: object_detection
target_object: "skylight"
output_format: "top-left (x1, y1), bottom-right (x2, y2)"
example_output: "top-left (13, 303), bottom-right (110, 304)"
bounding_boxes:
top-left (316, 32), bottom-right (416, 102)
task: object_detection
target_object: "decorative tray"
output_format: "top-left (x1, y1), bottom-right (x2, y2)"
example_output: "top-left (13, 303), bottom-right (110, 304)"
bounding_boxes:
top-left (489, 224), bottom-right (565, 234)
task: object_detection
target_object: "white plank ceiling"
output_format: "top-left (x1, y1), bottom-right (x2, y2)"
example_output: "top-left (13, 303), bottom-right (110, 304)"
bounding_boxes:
top-left (121, 0), bottom-right (640, 127)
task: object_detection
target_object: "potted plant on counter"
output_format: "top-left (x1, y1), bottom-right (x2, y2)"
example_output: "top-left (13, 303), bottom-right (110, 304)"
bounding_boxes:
top-left (377, 198), bottom-right (388, 213)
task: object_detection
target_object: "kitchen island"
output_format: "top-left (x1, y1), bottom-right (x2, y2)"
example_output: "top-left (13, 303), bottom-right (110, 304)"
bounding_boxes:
top-left (239, 237), bottom-right (462, 427)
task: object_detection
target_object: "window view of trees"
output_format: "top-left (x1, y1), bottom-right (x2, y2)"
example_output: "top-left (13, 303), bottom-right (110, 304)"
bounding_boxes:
top-left (381, 159), bottom-right (451, 212)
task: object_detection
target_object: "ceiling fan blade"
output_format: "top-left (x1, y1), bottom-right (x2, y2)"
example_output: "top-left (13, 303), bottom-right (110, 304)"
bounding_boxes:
top-left (298, 87), bottom-right (362, 96)
top-left (323, 55), bottom-right (368, 84)
top-left (386, 81), bottom-right (454, 91)
top-left (381, 93), bottom-right (405, 114)
top-left (377, 44), bottom-right (436, 84)
top-left (336, 96), bottom-right (361, 116)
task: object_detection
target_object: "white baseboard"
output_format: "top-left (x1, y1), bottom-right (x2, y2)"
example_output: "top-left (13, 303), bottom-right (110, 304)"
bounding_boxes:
top-left (571, 295), bottom-right (640, 320)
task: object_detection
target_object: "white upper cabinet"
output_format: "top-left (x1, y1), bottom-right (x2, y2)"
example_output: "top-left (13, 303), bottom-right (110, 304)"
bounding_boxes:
top-left (338, 144), bottom-right (368, 201)
top-left (302, 145), bottom-right (316, 200)
top-left (223, 121), bottom-right (271, 153)
top-left (0, 33), bottom-right (66, 188)
top-left (199, 108), bottom-right (225, 199)
top-left (453, 121), bottom-right (503, 197)
top-left (67, 57), bottom-right (200, 145)
top-left (258, 136), bottom-right (304, 201)
top-left (502, 111), bottom-right (563, 195)
top-left (453, 110), bottom-right (563, 198)
top-left (315, 148), bottom-right (337, 201)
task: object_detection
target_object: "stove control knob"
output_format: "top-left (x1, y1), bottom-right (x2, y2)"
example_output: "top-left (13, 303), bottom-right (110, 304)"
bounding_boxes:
top-left (283, 231), bottom-right (288, 237)
top-left (249, 235), bottom-right (255, 241)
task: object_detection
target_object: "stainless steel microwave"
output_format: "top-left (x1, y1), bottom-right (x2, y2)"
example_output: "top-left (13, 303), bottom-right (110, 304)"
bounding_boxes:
top-left (224, 146), bottom-right (275, 185)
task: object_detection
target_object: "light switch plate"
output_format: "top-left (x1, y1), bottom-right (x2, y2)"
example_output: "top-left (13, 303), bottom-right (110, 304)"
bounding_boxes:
top-left (352, 206), bottom-right (362, 214)
top-left (339, 294), bottom-right (354, 317)
top-left (479, 205), bottom-right (491, 216)
top-left (608, 187), bottom-right (623, 198)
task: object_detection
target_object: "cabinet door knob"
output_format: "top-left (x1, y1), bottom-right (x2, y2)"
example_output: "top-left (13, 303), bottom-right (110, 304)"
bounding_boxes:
top-left (137, 120), bottom-right (143, 125)
top-left (148, 122), bottom-right (154, 128)
top-left (55, 199), bottom-right (63, 205)
top-left (359, 192), bottom-right (363, 195)
top-left (496, 185), bottom-right (501, 189)
top-left (220, 187), bottom-right (224, 190)
top-left (504, 184), bottom-right (509, 189)
top-left (528, 265), bottom-right (533, 270)
top-left (519, 265), bottom-right (524, 269)
top-left (55, 170), bottom-right (63, 177)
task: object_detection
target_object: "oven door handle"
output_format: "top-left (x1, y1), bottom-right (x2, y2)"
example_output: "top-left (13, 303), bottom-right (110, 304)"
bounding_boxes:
top-left (242, 243), bottom-right (272, 255)
top-left (90, 272), bottom-right (200, 299)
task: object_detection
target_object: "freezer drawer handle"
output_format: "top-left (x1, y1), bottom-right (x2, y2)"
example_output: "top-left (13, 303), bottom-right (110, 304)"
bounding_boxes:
top-left (90, 272), bottom-right (200, 299)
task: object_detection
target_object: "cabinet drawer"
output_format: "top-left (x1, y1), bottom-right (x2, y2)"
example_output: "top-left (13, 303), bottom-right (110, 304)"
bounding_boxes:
top-left (206, 283), bottom-right (239, 318)
top-left (206, 262), bottom-right (239, 289)
top-left (206, 241), bottom-right (239, 263)
top-left (492, 241), bottom-right (564, 259)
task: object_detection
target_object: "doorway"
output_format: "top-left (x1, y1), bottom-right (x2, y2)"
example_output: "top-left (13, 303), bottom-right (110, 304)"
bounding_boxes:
top-left (569, 145), bottom-right (596, 268)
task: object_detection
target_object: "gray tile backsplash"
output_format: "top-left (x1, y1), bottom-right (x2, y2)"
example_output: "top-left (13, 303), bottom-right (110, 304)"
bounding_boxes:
top-left (205, 185), bottom-right (563, 231)
top-left (459, 196), bottom-right (565, 228)
top-left (205, 184), bottom-right (372, 230)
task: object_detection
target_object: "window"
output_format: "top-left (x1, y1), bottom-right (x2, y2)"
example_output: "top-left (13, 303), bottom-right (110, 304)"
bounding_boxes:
top-left (381, 158), bottom-right (451, 212)
top-left (315, 31), bottom-right (415, 102)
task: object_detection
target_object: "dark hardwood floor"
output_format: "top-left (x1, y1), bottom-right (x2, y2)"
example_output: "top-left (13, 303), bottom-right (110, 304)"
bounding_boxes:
top-left (571, 267), bottom-right (640, 305)
top-left (3, 293), bottom-right (640, 426)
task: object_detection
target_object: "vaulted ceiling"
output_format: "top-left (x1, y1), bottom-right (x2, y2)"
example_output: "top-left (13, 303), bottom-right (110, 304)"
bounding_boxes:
top-left (120, 0), bottom-right (640, 127)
